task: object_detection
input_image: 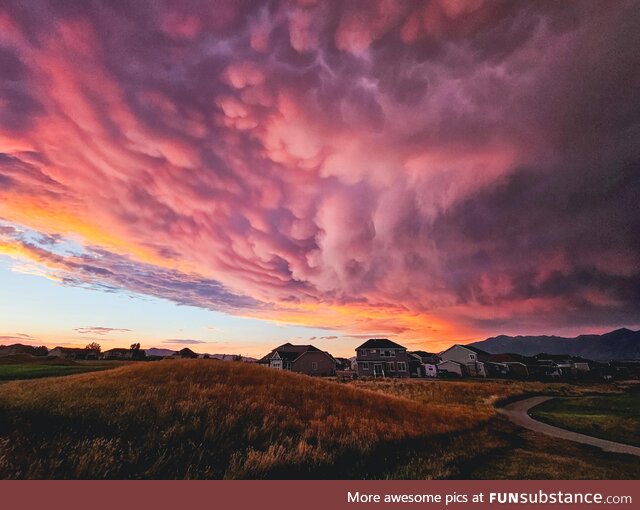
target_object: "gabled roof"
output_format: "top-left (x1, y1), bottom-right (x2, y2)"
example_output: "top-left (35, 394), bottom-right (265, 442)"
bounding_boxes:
top-left (260, 343), bottom-right (329, 364)
top-left (356, 338), bottom-right (406, 350)
top-left (273, 342), bottom-right (321, 354)
top-left (440, 344), bottom-right (490, 357)
top-left (438, 359), bottom-right (462, 366)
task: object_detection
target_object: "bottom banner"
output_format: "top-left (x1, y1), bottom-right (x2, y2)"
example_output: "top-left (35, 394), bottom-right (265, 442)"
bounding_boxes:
top-left (1, 480), bottom-right (637, 510)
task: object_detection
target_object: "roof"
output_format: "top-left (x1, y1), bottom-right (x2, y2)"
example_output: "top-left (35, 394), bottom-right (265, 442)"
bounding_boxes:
top-left (273, 343), bottom-right (321, 353)
top-left (438, 359), bottom-right (462, 366)
top-left (260, 343), bottom-right (329, 364)
top-left (274, 350), bottom-right (301, 362)
top-left (356, 338), bottom-right (406, 350)
top-left (103, 348), bottom-right (130, 354)
top-left (440, 344), bottom-right (490, 357)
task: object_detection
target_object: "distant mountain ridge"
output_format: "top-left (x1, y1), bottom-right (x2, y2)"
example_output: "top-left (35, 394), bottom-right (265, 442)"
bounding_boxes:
top-left (144, 348), bottom-right (176, 357)
top-left (468, 328), bottom-right (640, 361)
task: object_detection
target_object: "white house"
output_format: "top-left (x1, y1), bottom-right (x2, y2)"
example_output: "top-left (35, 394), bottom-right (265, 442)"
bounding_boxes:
top-left (437, 359), bottom-right (464, 377)
top-left (439, 344), bottom-right (489, 378)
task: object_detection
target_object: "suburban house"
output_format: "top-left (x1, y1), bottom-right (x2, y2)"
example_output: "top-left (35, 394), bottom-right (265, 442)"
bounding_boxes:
top-left (258, 343), bottom-right (336, 376)
top-left (502, 362), bottom-right (530, 379)
top-left (409, 351), bottom-right (440, 378)
top-left (438, 344), bottom-right (489, 377)
top-left (0, 344), bottom-right (48, 357)
top-left (485, 361), bottom-right (509, 378)
top-left (102, 348), bottom-right (135, 360)
top-left (437, 359), bottom-right (465, 377)
top-left (335, 357), bottom-right (354, 371)
top-left (355, 339), bottom-right (411, 378)
top-left (49, 347), bottom-right (96, 360)
top-left (487, 354), bottom-right (530, 379)
top-left (530, 354), bottom-right (593, 379)
top-left (171, 347), bottom-right (199, 359)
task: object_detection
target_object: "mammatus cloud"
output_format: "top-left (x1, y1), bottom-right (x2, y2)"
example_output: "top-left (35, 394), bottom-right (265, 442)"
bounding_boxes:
top-left (0, 1), bottom-right (639, 347)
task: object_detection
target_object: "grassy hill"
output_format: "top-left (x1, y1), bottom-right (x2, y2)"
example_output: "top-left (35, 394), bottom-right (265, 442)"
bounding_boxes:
top-left (0, 361), bottom-right (637, 479)
top-left (0, 360), bottom-right (485, 479)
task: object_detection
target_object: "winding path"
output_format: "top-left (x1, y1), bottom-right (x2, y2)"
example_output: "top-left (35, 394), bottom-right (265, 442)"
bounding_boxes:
top-left (498, 396), bottom-right (640, 457)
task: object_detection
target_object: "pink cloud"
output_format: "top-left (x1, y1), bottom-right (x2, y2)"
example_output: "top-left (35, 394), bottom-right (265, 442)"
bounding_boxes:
top-left (0, 0), bottom-right (638, 345)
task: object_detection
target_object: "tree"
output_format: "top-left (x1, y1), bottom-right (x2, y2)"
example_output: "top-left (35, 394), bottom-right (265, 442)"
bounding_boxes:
top-left (129, 342), bottom-right (146, 361)
top-left (85, 342), bottom-right (101, 354)
top-left (33, 346), bottom-right (49, 356)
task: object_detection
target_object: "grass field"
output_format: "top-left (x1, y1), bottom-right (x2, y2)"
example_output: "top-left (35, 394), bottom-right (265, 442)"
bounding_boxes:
top-left (0, 364), bottom-right (115, 381)
top-left (529, 394), bottom-right (640, 447)
top-left (349, 377), bottom-right (615, 408)
top-left (347, 377), bottom-right (640, 479)
top-left (0, 361), bottom-right (637, 479)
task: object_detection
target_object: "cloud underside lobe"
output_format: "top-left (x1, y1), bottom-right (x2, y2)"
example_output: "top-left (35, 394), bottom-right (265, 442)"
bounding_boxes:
top-left (0, 1), bottom-right (639, 343)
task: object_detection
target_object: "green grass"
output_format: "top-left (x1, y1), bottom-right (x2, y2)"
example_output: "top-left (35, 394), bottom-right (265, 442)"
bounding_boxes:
top-left (0, 364), bottom-right (113, 381)
top-left (530, 394), bottom-right (640, 447)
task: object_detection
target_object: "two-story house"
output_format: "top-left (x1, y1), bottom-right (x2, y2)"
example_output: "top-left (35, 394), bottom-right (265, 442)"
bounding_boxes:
top-left (438, 344), bottom-right (489, 377)
top-left (355, 339), bottom-right (411, 378)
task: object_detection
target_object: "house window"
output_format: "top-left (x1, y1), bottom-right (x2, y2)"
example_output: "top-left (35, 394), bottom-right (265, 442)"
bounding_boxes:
top-left (386, 362), bottom-right (395, 371)
top-left (362, 362), bottom-right (369, 370)
top-left (311, 362), bottom-right (318, 371)
top-left (370, 349), bottom-right (377, 354)
top-left (390, 350), bottom-right (395, 357)
top-left (359, 349), bottom-right (367, 357)
top-left (470, 354), bottom-right (476, 360)
top-left (397, 362), bottom-right (406, 372)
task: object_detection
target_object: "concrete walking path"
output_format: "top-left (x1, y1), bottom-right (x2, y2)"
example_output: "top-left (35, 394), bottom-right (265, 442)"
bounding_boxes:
top-left (498, 396), bottom-right (640, 457)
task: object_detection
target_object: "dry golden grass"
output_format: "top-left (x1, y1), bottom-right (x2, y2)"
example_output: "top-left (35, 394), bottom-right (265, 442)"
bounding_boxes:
top-left (0, 362), bottom-right (632, 479)
top-left (349, 377), bottom-right (618, 409)
top-left (0, 360), bottom-right (486, 479)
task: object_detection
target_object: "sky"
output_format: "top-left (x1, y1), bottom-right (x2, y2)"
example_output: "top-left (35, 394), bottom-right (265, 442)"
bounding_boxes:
top-left (0, 0), bottom-right (639, 358)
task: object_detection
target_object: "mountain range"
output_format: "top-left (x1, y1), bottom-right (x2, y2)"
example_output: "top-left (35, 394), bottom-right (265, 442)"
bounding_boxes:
top-left (468, 328), bottom-right (640, 361)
